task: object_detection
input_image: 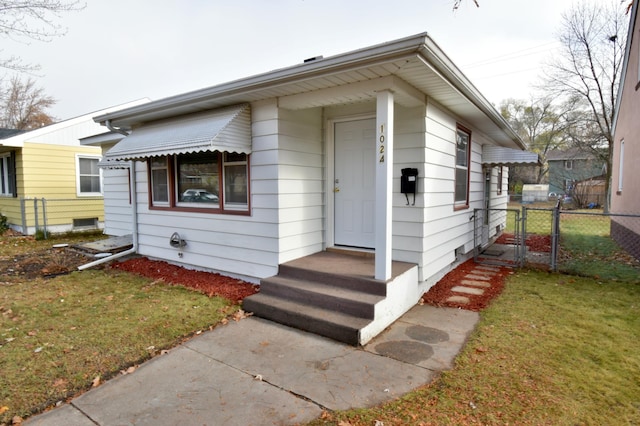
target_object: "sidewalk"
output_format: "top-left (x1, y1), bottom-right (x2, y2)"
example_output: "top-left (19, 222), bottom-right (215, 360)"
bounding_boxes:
top-left (25, 305), bottom-right (478, 426)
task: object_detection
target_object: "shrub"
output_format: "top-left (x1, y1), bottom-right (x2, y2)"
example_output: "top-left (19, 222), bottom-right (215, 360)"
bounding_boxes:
top-left (0, 212), bottom-right (8, 234)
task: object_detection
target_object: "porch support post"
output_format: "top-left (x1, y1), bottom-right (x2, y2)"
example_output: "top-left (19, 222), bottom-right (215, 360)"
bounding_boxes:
top-left (375, 90), bottom-right (394, 280)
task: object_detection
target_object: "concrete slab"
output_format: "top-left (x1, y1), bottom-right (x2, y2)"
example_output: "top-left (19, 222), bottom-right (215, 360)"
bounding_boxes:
top-left (71, 344), bottom-right (321, 426)
top-left (185, 317), bottom-right (429, 410)
top-left (451, 286), bottom-right (484, 295)
top-left (24, 404), bottom-right (95, 426)
top-left (476, 265), bottom-right (500, 272)
top-left (24, 305), bottom-right (480, 426)
top-left (364, 305), bottom-right (479, 370)
top-left (470, 269), bottom-right (497, 276)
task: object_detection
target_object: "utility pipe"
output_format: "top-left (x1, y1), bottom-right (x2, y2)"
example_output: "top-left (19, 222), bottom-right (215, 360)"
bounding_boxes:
top-left (78, 161), bottom-right (139, 271)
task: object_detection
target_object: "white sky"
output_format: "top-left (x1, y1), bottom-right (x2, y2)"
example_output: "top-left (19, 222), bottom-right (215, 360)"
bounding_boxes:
top-left (3, 0), bottom-right (577, 121)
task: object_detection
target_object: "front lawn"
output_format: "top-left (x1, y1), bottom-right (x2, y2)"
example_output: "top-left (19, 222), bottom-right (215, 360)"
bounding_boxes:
top-left (0, 233), bottom-right (239, 423)
top-left (312, 269), bottom-right (640, 425)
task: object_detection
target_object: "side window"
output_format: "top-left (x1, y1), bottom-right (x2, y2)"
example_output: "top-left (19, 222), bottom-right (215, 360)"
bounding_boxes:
top-left (564, 160), bottom-right (573, 170)
top-left (455, 125), bottom-right (471, 208)
top-left (0, 153), bottom-right (15, 196)
top-left (223, 152), bottom-right (248, 208)
top-left (497, 166), bottom-right (503, 195)
top-left (77, 156), bottom-right (102, 196)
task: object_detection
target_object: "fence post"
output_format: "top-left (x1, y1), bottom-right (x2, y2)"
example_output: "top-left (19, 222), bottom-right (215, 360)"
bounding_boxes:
top-left (20, 198), bottom-right (27, 234)
top-left (41, 198), bottom-right (48, 239)
top-left (550, 200), bottom-right (561, 271)
top-left (520, 206), bottom-right (527, 267)
top-left (33, 198), bottom-right (39, 236)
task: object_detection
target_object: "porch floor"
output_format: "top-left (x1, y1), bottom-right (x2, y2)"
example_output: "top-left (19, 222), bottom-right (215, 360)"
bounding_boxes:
top-left (286, 249), bottom-right (416, 281)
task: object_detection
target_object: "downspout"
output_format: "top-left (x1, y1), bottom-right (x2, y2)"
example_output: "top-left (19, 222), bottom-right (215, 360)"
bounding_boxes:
top-left (105, 119), bottom-right (130, 136)
top-left (78, 157), bottom-right (138, 269)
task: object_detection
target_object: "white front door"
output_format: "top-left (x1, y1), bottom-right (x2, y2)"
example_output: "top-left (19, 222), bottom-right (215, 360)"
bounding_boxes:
top-left (334, 119), bottom-right (376, 248)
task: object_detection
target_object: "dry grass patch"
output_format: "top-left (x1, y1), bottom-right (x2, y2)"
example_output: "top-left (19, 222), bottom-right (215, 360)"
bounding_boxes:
top-left (0, 269), bottom-right (236, 423)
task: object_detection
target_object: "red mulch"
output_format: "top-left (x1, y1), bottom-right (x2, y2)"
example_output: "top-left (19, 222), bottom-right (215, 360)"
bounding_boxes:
top-left (421, 259), bottom-right (513, 311)
top-left (110, 257), bottom-right (258, 303)
top-left (494, 233), bottom-right (551, 253)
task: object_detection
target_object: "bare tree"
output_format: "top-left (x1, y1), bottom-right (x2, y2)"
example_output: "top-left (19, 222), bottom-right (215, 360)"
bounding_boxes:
top-left (453, 0), bottom-right (479, 10)
top-left (500, 97), bottom-right (574, 184)
top-left (542, 0), bottom-right (628, 211)
top-left (0, 75), bottom-right (55, 129)
top-left (1, 0), bottom-right (85, 72)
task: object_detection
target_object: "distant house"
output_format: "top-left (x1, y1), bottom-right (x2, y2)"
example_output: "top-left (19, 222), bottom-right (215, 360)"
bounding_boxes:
top-left (611, 0), bottom-right (640, 259)
top-left (0, 100), bottom-right (148, 235)
top-left (90, 33), bottom-right (538, 344)
top-left (546, 148), bottom-right (606, 200)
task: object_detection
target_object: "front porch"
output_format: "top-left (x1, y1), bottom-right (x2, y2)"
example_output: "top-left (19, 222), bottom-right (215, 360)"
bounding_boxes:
top-left (242, 250), bottom-right (419, 346)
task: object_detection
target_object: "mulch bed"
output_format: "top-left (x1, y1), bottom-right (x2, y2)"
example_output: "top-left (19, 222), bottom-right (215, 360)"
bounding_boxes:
top-left (110, 257), bottom-right (259, 302)
top-left (421, 259), bottom-right (513, 311)
top-left (494, 233), bottom-right (551, 252)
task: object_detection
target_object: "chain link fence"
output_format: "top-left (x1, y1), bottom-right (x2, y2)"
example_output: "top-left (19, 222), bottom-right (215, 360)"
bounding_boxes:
top-left (18, 197), bottom-right (103, 237)
top-left (487, 203), bottom-right (640, 282)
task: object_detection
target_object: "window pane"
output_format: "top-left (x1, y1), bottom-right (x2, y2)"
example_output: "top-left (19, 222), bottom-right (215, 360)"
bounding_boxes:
top-left (177, 152), bottom-right (219, 205)
top-left (151, 158), bottom-right (169, 203)
top-left (224, 164), bottom-right (247, 204)
top-left (78, 158), bottom-right (101, 193)
top-left (456, 131), bottom-right (469, 167)
top-left (80, 176), bottom-right (101, 193)
top-left (455, 168), bottom-right (468, 202)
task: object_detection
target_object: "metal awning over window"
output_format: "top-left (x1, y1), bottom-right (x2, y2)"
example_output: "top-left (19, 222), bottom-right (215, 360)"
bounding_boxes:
top-left (482, 145), bottom-right (540, 167)
top-left (104, 104), bottom-right (251, 161)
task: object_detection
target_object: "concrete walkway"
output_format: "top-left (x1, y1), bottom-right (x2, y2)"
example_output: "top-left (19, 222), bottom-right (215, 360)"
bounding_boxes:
top-left (25, 305), bottom-right (478, 426)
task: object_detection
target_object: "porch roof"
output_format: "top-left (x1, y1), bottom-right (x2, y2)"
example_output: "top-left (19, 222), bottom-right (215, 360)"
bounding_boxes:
top-left (94, 33), bottom-right (526, 151)
top-left (103, 104), bottom-right (251, 161)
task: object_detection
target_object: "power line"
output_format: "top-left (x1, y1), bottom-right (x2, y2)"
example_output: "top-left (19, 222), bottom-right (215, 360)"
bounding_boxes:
top-left (462, 42), bottom-right (559, 69)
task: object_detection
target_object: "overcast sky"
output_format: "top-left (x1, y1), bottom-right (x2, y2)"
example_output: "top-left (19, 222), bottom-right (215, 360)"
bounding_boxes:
top-left (3, 0), bottom-right (577, 121)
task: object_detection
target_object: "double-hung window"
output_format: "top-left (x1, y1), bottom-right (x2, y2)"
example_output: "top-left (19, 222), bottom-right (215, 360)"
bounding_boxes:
top-left (0, 152), bottom-right (16, 197)
top-left (455, 125), bottom-right (471, 208)
top-left (149, 151), bottom-right (249, 214)
top-left (76, 155), bottom-right (102, 196)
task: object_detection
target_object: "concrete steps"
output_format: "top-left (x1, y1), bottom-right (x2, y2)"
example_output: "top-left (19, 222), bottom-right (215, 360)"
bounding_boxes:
top-left (243, 259), bottom-right (388, 346)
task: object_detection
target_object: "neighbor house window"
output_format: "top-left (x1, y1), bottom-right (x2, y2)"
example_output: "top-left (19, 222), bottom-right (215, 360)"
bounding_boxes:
top-left (564, 160), bottom-right (573, 170)
top-left (149, 151), bottom-right (249, 213)
top-left (0, 152), bottom-right (16, 196)
top-left (455, 125), bottom-right (471, 208)
top-left (497, 166), bottom-right (503, 195)
top-left (76, 155), bottom-right (102, 196)
top-left (617, 139), bottom-right (625, 193)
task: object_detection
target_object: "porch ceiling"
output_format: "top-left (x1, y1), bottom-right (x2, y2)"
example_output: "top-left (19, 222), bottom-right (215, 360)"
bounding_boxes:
top-left (95, 33), bottom-right (524, 150)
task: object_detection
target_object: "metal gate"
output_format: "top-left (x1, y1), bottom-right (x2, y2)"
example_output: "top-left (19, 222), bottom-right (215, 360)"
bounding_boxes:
top-left (473, 208), bottom-right (525, 267)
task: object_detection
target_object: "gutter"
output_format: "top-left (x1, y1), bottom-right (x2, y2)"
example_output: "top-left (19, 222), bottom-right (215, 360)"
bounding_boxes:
top-left (78, 161), bottom-right (139, 271)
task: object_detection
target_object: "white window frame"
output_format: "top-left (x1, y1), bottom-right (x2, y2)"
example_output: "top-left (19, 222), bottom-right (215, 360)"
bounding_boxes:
top-left (454, 125), bottom-right (471, 209)
top-left (76, 155), bottom-right (103, 197)
top-left (0, 153), bottom-right (13, 197)
top-left (150, 157), bottom-right (170, 206)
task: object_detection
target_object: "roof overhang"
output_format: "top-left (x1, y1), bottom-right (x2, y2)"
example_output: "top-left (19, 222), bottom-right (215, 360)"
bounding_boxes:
top-left (94, 32), bottom-right (525, 150)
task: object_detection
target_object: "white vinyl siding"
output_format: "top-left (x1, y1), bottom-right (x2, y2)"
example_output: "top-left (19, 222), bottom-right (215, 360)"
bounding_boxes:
top-left (102, 167), bottom-right (132, 236)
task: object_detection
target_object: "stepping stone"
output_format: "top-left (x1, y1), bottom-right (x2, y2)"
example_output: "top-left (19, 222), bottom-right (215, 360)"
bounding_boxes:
top-left (476, 265), bottom-right (500, 272)
top-left (461, 279), bottom-right (491, 288)
top-left (446, 295), bottom-right (470, 304)
top-left (451, 286), bottom-right (485, 295)
top-left (465, 274), bottom-right (491, 281)
top-left (470, 269), bottom-right (497, 276)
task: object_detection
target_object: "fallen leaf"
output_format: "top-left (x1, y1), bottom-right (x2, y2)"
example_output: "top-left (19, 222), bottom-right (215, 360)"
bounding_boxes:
top-left (254, 374), bottom-right (263, 381)
top-left (0, 406), bottom-right (8, 414)
top-left (27, 331), bottom-right (36, 336)
top-left (34, 347), bottom-right (43, 353)
top-left (92, 376), bottom-right (101, 387)
top-left (12, 415), bottom-right (23, 424)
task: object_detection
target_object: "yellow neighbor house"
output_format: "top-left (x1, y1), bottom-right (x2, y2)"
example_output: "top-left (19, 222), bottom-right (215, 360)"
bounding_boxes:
top-left (0, 100), bottom-right (149, 235)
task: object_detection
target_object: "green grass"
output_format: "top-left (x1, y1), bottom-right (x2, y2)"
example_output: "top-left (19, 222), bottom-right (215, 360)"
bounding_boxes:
top-left (311, 270), bottom-right (640, 425)
top-left (0, 233), bottom-right (238, 423)
top-left (558, 212), bottom-right (640, 282)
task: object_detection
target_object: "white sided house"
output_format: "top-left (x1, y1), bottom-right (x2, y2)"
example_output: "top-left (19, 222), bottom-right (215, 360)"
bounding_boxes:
top-left (92, 33), bottom-right (537, 345)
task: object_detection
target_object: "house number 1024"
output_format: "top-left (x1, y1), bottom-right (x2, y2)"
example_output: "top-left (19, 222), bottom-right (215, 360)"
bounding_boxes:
top-left (379, 124), bottom-right (385, 163)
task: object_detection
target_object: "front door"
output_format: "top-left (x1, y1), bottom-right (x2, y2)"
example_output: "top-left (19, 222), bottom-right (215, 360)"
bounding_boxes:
top-left (334, 118), bottom-right (376, 248)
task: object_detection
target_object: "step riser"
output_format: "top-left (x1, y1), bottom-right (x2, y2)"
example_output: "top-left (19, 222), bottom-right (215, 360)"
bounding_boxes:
top-left (243, 298), bottom-right (360, 345)
top-left (259, 278), bottom-right (375, 319)
top-left (277, 264), bottom-right (387, 296)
